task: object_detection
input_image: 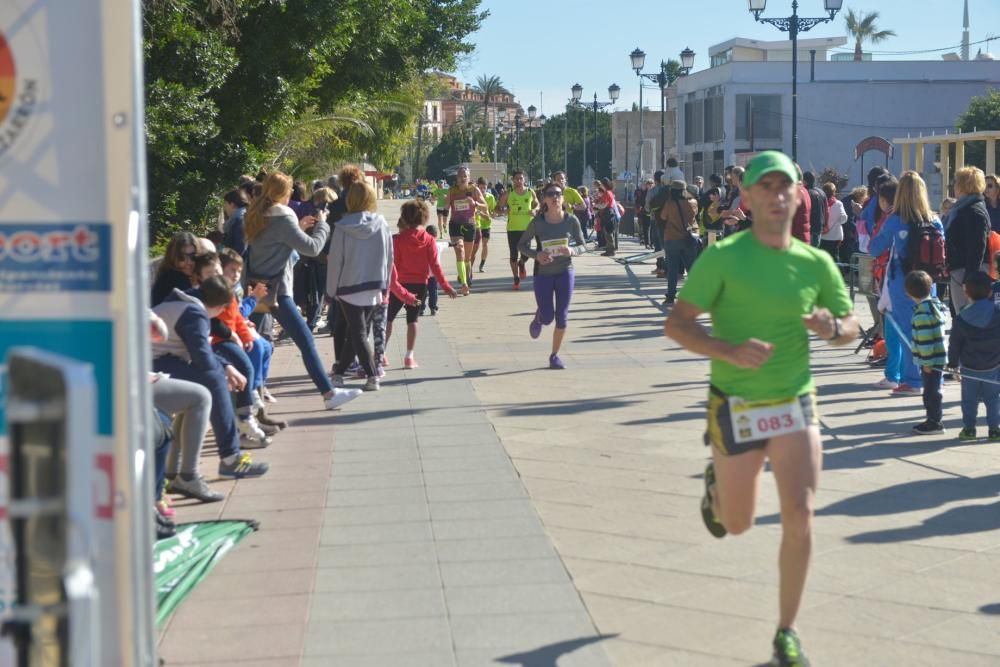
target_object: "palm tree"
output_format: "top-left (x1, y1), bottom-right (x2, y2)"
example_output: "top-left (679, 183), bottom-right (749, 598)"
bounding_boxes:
top-left (475, 74), bottom-right (504, 127)
top-left (844, 8), bottom-right (896, 61)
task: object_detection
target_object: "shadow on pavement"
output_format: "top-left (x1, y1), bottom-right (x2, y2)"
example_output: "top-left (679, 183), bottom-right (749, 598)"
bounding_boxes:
top-left (847, 500), bottom-right (1000, 544)
top-left (979, 603), bottom-right (1000, 615)
top-left (494, 633), bottom-right (618, 666)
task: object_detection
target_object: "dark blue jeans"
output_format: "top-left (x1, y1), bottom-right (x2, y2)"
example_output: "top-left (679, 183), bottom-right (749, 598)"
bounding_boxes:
top-left (215, 341), bottom-right (254, 409)
top-left (274, 294), bottom-right (333, 395)
top-left (152, 355), bottom-right (240, 459)
top-left (652, 220), bottom-right (665, 269)
top-left (960, 367), bottom-right (1000, 430)
top-left (665, 239), bottom-right (697, 300)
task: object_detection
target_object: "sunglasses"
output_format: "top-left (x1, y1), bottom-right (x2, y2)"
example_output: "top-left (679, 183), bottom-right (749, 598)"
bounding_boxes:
top-left (544, 190), bottom-right (563, 198)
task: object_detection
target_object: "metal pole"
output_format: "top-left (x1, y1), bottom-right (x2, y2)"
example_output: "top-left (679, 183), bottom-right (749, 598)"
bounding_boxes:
top-left (541, 124), bottom-right (546, 180)
top-left (791, 0), bottom-right (799, 161)
top-left (415, 118), bottom-right (423, 181)
top-left (637, 81), bottom-right (644, 191)
top-left (564, 110), bottom-right (568, 174)
top-left (582, 105), bottom-right (587, 183)
top-left (593, 94), bottom-right (599, 179)
top-left (660, 82), bottom-right (666, 169)
top-left (625, 121), bottom-right (630, 183)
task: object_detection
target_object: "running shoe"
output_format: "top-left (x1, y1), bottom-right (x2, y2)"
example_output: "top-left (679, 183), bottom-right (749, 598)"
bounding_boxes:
top-left (169, 474), bottom-right (225, 503)
top-left (404, 356), bottom-right (419, 369)
top-left (873, 378), bottom-right (898, 390)
top-left (218, 453), bottom-right (270, 479)
top-left (239, 434), bottom-right (271, 450)
top-left (156, 500), bottom-right (176, 519)
top-left (324, 388), bottom-right (362, 410)
top-left (376, 366), bottom-right (386, 379)
top-left (331, 374), bottom-right (346, 388)
top-left (352, 366), bottom-right (368, 379)
top-left (958, 427), bottom-right (978, 441)
top-left (237, 416), bottom-right (272, 446)
top-left (548, 353), bottom-right (565, 370)
top-left (771, 628), bottom-right (810, 667)
top-left (518, 263), bottom-right (527, 279)
top-left (912, 421), bottom-right (944, 435)
top-left (664, 296), bottom-right (675, 306)
top-left (891, 384), bottom-right (921, 396)
top-left (345, 360), bottom-right (362, 376)
top-left (529, 313), bottom-right (542, 339)
top-left (701, 462), bottom-right (727, 539)
top-left (260, 386), bottom-right (278, 404)
top-left (989, 428), bottom-right (1000, 442)
top-left (362, 377), bottom-right (379, 392)
top-left (430, 308), bottom-right (438, 316)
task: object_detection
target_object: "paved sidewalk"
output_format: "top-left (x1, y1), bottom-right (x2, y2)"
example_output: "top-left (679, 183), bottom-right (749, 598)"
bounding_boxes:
top-left (159, 199), bottom-right (1000, 666)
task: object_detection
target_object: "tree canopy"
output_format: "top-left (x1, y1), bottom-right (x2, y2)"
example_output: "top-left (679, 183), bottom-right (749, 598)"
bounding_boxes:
top-left (956, 88), bottom-right (1000, 171)
top-left (143, 0), bottom-right (486, 245)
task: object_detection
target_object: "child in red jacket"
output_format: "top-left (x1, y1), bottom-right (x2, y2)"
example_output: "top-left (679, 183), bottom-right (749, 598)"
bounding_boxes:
top-left (388, 201), bottom-right (458, 368)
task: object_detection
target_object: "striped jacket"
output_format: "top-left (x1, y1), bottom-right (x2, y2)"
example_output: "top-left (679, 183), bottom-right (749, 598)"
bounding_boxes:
top-left (912, 297), bottom-right (947, 369)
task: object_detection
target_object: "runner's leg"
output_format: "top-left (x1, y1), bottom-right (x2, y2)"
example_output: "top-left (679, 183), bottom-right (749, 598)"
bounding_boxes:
top-left (767, 426), bottom-right (822, 630)
top-left (711, 446), bottom-right (768, 534)
top-left (551, 270), bottom-right (574, 356)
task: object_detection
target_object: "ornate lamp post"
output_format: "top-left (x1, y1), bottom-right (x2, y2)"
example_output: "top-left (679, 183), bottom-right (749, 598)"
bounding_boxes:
top-left (748, 0), bottom-right (843, 161)
top-left (571, 83), bottom-right (584, 180)
top-left (632, 48), bottom-right (696, 187)
top-left (527, 105), bottom-right (537, 182)
top-left (540, 115), bottom-right (547, 181)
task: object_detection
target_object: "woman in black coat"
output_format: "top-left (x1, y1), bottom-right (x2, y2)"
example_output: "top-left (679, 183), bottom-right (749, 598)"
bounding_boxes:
top-left (945, 166), bottom-right (991, 312)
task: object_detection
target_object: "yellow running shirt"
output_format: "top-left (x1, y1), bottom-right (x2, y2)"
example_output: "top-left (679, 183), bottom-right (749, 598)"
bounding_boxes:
top-left (506, 189), bottom-right (535, 232)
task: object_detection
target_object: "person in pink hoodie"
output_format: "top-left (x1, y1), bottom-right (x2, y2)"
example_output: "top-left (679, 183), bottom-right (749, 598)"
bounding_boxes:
top-left (388, 201), bottom-right (458, 367)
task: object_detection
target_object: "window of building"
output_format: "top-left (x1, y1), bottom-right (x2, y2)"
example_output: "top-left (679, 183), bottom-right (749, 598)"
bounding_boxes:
top-left (703, 95), bottom-right (724, 143)
top-left (735, 94), bottom-right (782, 141)
top-left (710, 49), bottom-right (733, 68)
top-left (685, 99), bottom-right (704, 144)
top-left (692, 151), bottom-right (704, 179)
top-left (713, 150), bottom-right (725, 178)
top-left (433, 106), bottom-right (438, 122)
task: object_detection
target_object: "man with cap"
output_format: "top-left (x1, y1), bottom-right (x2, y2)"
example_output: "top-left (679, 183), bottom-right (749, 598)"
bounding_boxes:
top-left (645, 169), bottom-right (667, 275)
top-left (664, 150), bottom-right (859, 667)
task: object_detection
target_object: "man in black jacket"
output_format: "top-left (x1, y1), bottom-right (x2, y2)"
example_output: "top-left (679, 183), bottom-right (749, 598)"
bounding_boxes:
top-left (802, 171), bottom-right (827, 248)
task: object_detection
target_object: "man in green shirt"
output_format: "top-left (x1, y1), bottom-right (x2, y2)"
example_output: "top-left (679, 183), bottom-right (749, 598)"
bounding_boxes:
top-left (433, 180), bottom-right (450, 228)
top-left (550, 171), bottom-right (586, 219)
top-left (664, 151), bottom-right (859, 667)
top-left (498, 170), bottom-right (538, 290)
top-left (473, 177), bottom-right (496, 273)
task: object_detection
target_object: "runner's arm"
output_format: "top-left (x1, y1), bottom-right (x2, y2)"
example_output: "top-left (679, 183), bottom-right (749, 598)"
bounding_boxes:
top-left (664, 300), bottom-right (774, 369)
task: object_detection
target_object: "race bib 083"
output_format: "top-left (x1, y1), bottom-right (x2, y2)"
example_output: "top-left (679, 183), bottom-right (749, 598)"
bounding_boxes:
top-left (729, 396), bottom-right (806, 444)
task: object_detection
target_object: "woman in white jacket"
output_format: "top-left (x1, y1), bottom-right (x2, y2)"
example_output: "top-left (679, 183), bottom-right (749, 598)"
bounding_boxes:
top-left (820, 182), bottom-right (848, 263)
top-left (327, 181), bottom-right (393, 391)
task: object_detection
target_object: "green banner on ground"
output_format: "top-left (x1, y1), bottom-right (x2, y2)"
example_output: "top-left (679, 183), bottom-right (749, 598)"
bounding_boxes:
top-left (153, 520), bottom-right (257, 625)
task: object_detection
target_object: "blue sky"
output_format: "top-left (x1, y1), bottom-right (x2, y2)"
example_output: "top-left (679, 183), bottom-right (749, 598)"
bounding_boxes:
top-left (457, 0), bottom-right (1000, 115)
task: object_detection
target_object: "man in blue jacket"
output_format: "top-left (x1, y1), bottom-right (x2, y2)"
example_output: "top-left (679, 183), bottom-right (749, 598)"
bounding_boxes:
top-left (152, 275), bottom-right (270, 479)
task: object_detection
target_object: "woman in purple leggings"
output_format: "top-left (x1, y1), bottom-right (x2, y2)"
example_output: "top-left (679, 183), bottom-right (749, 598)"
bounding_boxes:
top-left (517, 184), bottom-right (587, 369)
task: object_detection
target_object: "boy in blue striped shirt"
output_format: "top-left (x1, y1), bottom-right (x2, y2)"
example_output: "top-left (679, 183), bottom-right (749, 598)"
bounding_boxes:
top-left (906, 270), bottom-right (947, 434)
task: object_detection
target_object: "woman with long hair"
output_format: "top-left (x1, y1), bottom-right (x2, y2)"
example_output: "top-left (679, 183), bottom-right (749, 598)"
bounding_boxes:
top-left (517, 183), bottom-right (587, 369)
top-left (984, 173), bottom-right (1000, 233)
top-left (246, 171), bottom-right (361, 410)
top-left (869, 171), bottom-right (944, 395)
top-left (152, 231), bottom-right (198, 306)
top-left (447, 166), bottom-right (486, 294)
top-left (327, 181), bottom-right (394, 391)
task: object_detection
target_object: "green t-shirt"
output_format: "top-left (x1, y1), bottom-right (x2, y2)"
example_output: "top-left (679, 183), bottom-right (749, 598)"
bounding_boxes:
top-left (562, 186), bottom-right (584, 215)
top-left (678, 230), bottom-right (852, 401)
top-left (506, 189), bottom-right (535, 232)
top-left (433, 187), bottom-right (449, 210)
top-left (478, 192), bottom-right (496, 229)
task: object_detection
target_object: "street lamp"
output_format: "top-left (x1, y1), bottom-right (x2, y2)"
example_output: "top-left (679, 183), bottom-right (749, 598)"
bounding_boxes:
top-left (527, 105), bottom-right (537, 181)
top-left (633, 48), bottom-right (696, 187)
top-left (748, 0), bottom-right (843, 161)
top-left (571, 84), bottom-right (618, 183)
top-left (494, 108), bottom-right (507, 174)
top-left (514, 110), bottom-right (523, 171)
top-left (539, 115), bottom-right (547, 181)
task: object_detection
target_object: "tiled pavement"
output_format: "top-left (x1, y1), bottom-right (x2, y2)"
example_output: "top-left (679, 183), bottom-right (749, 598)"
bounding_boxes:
top-left (159, 200), bottom-right (1000, 666)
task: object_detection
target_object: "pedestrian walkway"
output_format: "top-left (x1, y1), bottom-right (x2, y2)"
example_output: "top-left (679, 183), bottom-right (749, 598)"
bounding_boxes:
top-left (159, 199), bottom-right (1000, 666)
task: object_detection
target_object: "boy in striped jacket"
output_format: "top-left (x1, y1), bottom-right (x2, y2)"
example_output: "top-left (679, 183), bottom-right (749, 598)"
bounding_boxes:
top-left (906, 270), bottom-right (947, 435)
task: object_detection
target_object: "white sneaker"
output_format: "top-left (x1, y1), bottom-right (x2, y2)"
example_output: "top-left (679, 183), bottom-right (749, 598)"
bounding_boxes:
top-left (238, 415), bottom-right (271, 444)
top-left (325, 388), bottom-right (362, 410)
top-left (261, 386), bottom-right (277, 403)
top-left (873, 378), bottom-right (899, 390)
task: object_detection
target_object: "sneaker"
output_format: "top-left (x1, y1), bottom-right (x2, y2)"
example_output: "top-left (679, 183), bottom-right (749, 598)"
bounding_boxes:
top-left (700, 462), bottom-right (727, 539)
top-left (404, 356), bottom-right (419, 369)
top-left (156, 500), bottom-right (176, 519)
top-left (352, 366), bottom-right (368, 379)
top-left (324, 387), bottom-right (362, 410)
top-left (238, 416), bottom-right (272, 446)
top-left (362, 377), bottom-right (380, 392)
top-left (430, 308), bottom-right (438, 316)
top-left (155, 510), bottom-right (176, 540)
top-left (989, 428), bottom-right (1000, 442)
top-left (218, 453), bottom-right (270, 479)
top-left (345, 360), bottom-right (361, 376)
top-left (461, 285), bottom-right (470, 296)
top-left (912, 421), bottom-right (944, 435)
top-left (548, 353), bottom-right (565, 370)
top-left (260, 386), bottom-right (278, 404)
top-left (512, 279), bottom-right (520, 290)
top-left (873, 378), bottom-right (899, 390)
top-left (376, 366), bottom-right (386, 379)
top-left (958, 427), bottom-right (978, 441)
top-left (663, 296), bottom-right (675, 306)
top-left (891, 383), bottom-right (921, 396)
top-left (518, 263), bottom-right (527, 279)
top-left (479, 262), bottom-right (486, 273)
top-left (239, 434), bottom-right (271, 450)
top-left (529, 313), bottom-right (542, 339)
top-left (772, 628), bottom-right (810, 667)
top-left (169, 474), bottom-right (225, 503)
top-left (331, 373), bottom-right (346, 388)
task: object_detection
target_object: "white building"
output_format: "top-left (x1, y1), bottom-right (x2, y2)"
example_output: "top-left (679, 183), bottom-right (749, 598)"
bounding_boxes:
top-left (675, 36), bottom-right (1000, 195)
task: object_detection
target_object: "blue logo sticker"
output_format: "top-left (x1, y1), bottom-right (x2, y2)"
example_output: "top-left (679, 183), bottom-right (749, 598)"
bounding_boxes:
top-left (0, 223), bottom-right (111, 292)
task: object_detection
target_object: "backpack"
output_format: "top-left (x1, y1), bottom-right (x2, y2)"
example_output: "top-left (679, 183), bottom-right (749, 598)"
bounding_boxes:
top-left (904, 220), bottom-right (947, 282)
top-left (987, 231), bottom-right (1000, 280)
